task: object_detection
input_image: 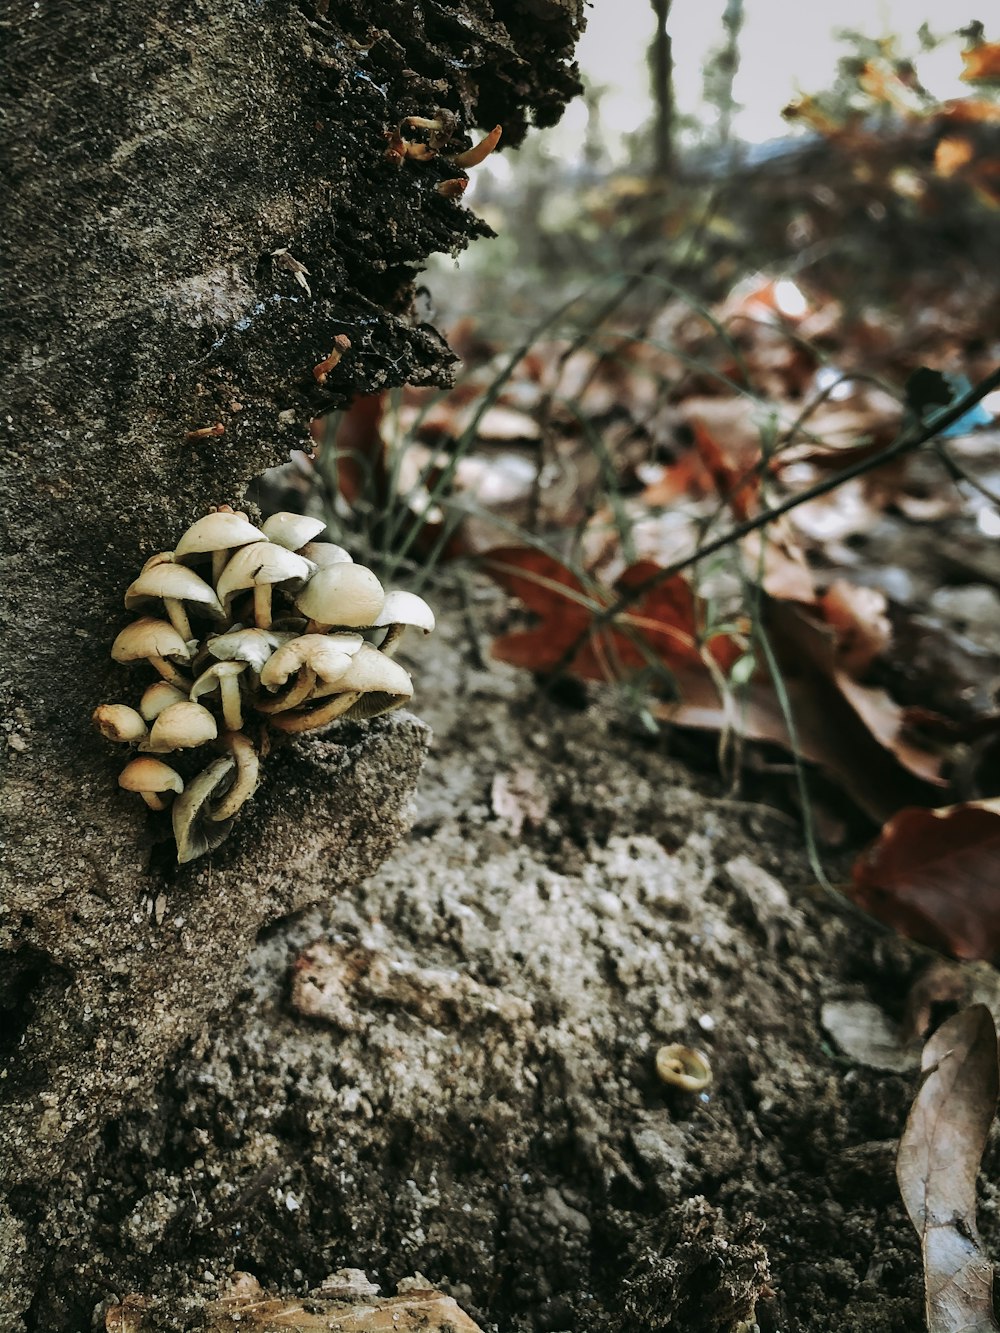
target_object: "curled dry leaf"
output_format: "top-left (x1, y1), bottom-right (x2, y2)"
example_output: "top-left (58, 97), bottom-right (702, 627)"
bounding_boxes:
top-left (896, 1005), bottom-right (1000, 1333)
top-left (850, 798), bottom-right (1000, 960)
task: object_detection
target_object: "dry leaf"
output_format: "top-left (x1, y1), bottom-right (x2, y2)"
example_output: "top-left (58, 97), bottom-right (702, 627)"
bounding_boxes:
top-left (820, 999), bottom-right (922, 1073)
top-left (962, 43), bottom-right (1000, 84)
top-left (896, 1005), bottom-right (1000, 1333)
top-left (491, 767), bottom-right (550, 836)
top-left (483, 547), bottom-right (741, 685)
top-left (850, 799), bottom-right (1000, 960)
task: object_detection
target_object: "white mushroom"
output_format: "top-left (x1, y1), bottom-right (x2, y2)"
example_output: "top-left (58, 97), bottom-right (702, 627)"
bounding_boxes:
top-left (125, 561), bottom-right (224, 642)
top-left (271, 644), bottom-right (412, 733)
top-left (371, 589), bottom-right (435, 658)
top-left (206, 626), bottom-right (295, 673)
top-left (172, 755), bottom-right (236, 863)
top-left (174, 510), bottom-right (267, 585)
top-left (190, 660), bottom-right (248, 732)
top-left (92, 704), bottom-right (148, 743)
top-left (143, 700), bottom-right (218, 753)
top-left (294, 563), bottom-right (384, 631)
top-left (298, 540), bottom-right (354, 568)
top-left (216, 543), bottom-right (314, 629)
top-left (256, 633), bottom-right (363, 713)
top-left (111, 618), bottom-right (193, 689)
top-left (261, 511), bottom-right (327, 551)
top-left (118, 756), bottom-right (184, 811)
top-left (139, 681), bottom-right (189, 721)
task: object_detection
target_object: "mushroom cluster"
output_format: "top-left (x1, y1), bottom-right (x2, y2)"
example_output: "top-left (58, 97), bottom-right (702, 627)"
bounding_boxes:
top-left (93, 508), bottom-right (434, 863)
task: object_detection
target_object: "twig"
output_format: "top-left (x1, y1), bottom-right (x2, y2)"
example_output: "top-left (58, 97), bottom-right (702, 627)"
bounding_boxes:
top-left (544, 365), bottom-right (1000, 677)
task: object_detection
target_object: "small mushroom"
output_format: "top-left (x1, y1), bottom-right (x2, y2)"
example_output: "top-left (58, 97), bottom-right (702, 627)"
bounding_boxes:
top-left (216, 543), bottom-right (315, 629)
top-left (206, 626), bottom-right (294, 673)
top-left (655, 1044), bottom-right (712, 1093)
top-left (190, 660), bottom-right (248, 731)
top-left (118, 756), bottom-right (184, 811)
top-left (261, 512), bottom-right (327, 551)
top-left (257, 632), bottom-right (363, 713)
top-left (298, 540), bottom-right (354, 568)
top-left (211, 731), bottom-right (261, 822)
top-left (143, 700), bottom-right (218, 753)
top-left (139, 680), bottom-right (189, 721)
top-left (371, 589), bottom-right (435, 658)
top-left (111, 617), bottom-right (193, 689)
top-left (93, 703), bottom-right (148, 743)
top-left (172, 755), bottom-right (236, 863)
top-left (270, 643), bottom-right (412, 732)
top-left (294, 563), bottom-right (384, 631)
top-left (125, 561), bottom-right (225, 642)
top-left (174, 511), bottom-right (267, 585)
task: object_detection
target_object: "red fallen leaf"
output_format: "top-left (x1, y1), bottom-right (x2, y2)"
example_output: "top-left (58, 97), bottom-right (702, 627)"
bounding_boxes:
top-left (850, 799), bottom-right (1000, 960)
top-left (482, 548), bottom-right (741, 684)
top-left (819, 580), bottom-right (892, 677)
top-left (961, 43), bottom-right (1000, 84)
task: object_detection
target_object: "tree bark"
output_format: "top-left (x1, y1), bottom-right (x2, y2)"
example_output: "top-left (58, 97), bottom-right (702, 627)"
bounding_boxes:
top-left (0, 1), bottom-right (583, 1322)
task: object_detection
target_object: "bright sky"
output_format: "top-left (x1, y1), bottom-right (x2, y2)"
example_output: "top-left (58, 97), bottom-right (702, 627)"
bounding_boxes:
top-left (567, 0), bottom-right (976, 149)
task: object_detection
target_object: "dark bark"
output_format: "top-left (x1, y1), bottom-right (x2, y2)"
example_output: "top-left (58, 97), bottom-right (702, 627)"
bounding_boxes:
top-left (0, 1), bottom-right (583, 1321)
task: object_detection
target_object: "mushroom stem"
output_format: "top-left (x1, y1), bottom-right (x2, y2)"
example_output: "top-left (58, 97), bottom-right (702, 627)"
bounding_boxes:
top-left (253, 584), bottom-right (273, 630)
top-left (210, 732), bottom-right (260, 822)
top-left (150, 656), bottom-right (192, 690)
top-left (218, 672), bottom-right (244, 731)
top-left (378, 624), bottom-right (405, 658)
top-left (140, 791), bottom-right (171, 812)
top-left (254, 666), bottom-right (318, 715)
top-left (268, 689), bottom-right (362, 734)
top-left (163, 598), bottom-right (194, 642)
top-left (211, 548), bottom-right (229, 588)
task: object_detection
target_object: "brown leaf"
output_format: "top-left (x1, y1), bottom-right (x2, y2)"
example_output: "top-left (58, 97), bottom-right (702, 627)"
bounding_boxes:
top-left (962, 43), bottom-right (1000, 84)
top-left (483, 547), bottom-right (740, 685)
top-left (818, 580), bottom-right (892, 676)
top-left (897, 1005), bottom-right (1000, 1333)
top-left (850, 800), bottom-right (1000, 960)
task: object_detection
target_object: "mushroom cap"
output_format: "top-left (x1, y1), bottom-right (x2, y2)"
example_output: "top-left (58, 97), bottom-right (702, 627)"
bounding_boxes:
top-left (125, 563), bottom-right (224, 620)
top-left (261, 512), bottom-right (327, 551)
top-left (139, 681), bottom-right (189, 721)
top-left (190, 660), bottom-right (248, 703)
top-left (259, 633), bottom-right (364, 692)
top-left (145, 700), bottom-right (218, 752)
top-left (172, 755), bottom-right (236, 863)
top-left (206, 626), bottom-right (295, 672)
top-left (93, 703), bottom-right (148, 743)
top-left (112, 617), bottom-right (192, 664)
top-left (174, 512), bottom-right (267, 562)
top-left (118, 756), bottom-right (184, 796)
top-left (140, 551), bottom-right (176, 572)
top-left (372, 589), bottom-right (436, 634)
top-left (216, 542), bottom-right (315, 607)
top-left (298, 541), bottom-right (354, 568)
top-left (294, 563), bottom-right (384, 627)
top-left (313, 643), bottom-right (412, 707)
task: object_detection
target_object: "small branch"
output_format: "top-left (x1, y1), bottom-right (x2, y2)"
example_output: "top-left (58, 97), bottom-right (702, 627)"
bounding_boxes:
top-left (545, 365), bottom-right (1000, 677)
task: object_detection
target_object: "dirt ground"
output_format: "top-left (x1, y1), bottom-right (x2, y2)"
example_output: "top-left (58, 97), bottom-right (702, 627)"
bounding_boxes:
top-left (21, 579), bottom-right (1000, 1333)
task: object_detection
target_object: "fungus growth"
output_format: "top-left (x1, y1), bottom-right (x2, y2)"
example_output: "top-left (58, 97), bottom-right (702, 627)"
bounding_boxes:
top-left (93, 506), bottom-right (435, 863)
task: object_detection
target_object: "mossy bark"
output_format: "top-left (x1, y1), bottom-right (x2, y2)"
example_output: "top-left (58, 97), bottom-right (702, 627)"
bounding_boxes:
top-left (0, 1), bottom-right (583, 1321)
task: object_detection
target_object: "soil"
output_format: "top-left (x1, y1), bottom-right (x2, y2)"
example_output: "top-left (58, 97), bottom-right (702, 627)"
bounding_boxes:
top-left (22, 584), bottom-right (1000, 1333)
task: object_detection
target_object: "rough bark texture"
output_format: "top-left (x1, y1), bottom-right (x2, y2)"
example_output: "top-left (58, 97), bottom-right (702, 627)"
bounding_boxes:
top-left (1, 0), bottom-right (583, 1321)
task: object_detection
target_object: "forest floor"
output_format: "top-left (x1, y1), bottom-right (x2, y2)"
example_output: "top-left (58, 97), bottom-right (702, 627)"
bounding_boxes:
top-left (30, 494), bottom-right (1000, 1332)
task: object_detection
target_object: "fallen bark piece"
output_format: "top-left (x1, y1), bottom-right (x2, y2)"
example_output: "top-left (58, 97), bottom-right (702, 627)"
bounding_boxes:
top-left (106, 1271), bottom-right (486, 1332)
top-left (896, 1005), bottom-right (1000, 1333)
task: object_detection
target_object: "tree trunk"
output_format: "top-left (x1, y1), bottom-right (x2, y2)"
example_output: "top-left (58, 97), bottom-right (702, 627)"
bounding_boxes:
top-left (0, 1), bottom-right (583, 1321)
